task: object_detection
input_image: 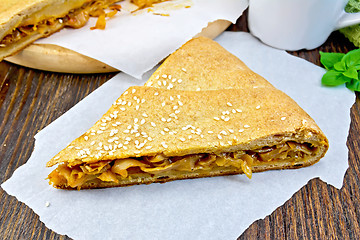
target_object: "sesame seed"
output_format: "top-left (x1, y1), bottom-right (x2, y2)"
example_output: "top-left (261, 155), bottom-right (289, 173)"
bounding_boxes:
top-left (181, 68), bottom-right (187, 72)
top-left (163, 80), bottom-right (167, 86)
top-left (168, 75), bottom-right (172, 79)
top-left (208, 131), bottom-right (213, 133)
top-left (132, 89), bottom-right (136, 94)
top-left (155, 75), bottom-right (159, 79)
top-left (214, 117), bottom-right (220, 121)
top-left (148, 137), bottom-right (153, 141)
top-left (97, 130), bottom-right (103, 134)
top-left (244, 125), bottom-right (250, 128)
top-left (161, 117), bottom-right (166, 122)
top-left (134, 118), bottom-right (138, 123)
top-left (167, 118), bottom-right (172, 122)
top-left (227, 102), bottom-right (233, 107)
top-left (162, 74), bottom-right (167, 78)
top-left (45, 201), bottom-right (50, 207)
top-left (256, 105), bottom-right (261, 109)
top-left (135, 105), bottom-right (140, 110)
top-left (232, 109), bottom-right (236, 113)
top-left (161, 102), bottom-right (166, 107)
top-left (239, 129), bottom-right (244, 132)
top-left (173, 105), bottom-right (178, 110)
top-left (145, 146), bottom-right (152, 149)
top-left (120, 107), bottom-right (126, 111)
top-left (281, 117), bottom-right (287, 121)
top-left (161, 131), bottom-right (165, 135)
top-left (196, 88), bottom-right (201, 91)
top-left (236, 109), bottom-right (242, 113)
top-left (141, 119), bottom-right (146, 124)
top-left (180, 137), bottom-right (186, 142)
top-left (151, 122), bottom-right (156, 127)
top-left (161, 142), bottom-right (168, 148)
top-left (104, 145), bottom-right (109, 151)
top-left (124, 129), bottom-right (130, 133)
top-left (84, 136), bottom-right (89, 141)
top-left (175, 110), bottom-right (180, 114)
top-left (220, 130), bottom-right (227, 135)
top-left (124, 91), bottom-right (129, 95)
top-left (123, 146), bottom-right (128, 150)
top-left (178, 79), bottom-right (183, 83)
top-left (141, 99), bottom-right (145, 103)
top-left (218, 135), bottom-right (223, 139)
top-left (224, 117), bottom-right (230, 122)
top-left (229, 129), bottom-right (234, 133)
top-left (142, 113), bottom-right (148, 117)
top-left (54, 156), bottom-right (60, 160)
top-left (178, 101), bottom-right (183, 106)
top-left (164, 127), bottom-right (169, 132)
top-left (125, 137), bottom-right (131, 141)
top-left (154, 92), bottom-right (159, 96)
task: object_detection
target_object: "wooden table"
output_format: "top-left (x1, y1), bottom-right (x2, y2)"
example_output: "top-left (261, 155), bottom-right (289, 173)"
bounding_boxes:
top-left (1, 13), bottom-right (359, 240)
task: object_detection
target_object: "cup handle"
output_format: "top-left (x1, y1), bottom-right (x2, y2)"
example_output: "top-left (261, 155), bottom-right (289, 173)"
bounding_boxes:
top-left (335, 10), bottom-right (360, 30)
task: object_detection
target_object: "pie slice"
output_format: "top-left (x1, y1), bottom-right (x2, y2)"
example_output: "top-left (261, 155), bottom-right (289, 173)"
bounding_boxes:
top-left (47, 37), bottom-right (328, 189)
top-left (0, 0), bottom-right (124, 61)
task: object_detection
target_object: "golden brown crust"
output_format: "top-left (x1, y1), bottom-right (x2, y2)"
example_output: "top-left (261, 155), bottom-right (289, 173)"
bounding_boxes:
top-left (47, 37), bottom-right (329, 189)
top-left (47, 86), bottom-right (328, 168)
top-left (145, 37), bottom-right (274, 90)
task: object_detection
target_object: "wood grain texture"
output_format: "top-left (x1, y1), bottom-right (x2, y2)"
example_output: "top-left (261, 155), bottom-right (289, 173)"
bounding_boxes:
top-left (0, 11), bottom-right (359, 240)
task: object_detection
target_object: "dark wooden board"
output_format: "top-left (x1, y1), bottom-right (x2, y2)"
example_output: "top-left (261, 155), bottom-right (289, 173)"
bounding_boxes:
top-left (1, 11), bottom-right (359, 240)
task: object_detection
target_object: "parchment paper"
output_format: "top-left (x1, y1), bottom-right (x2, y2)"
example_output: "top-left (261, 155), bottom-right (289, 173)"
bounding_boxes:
top-left (36, 0), bottom-right (248, 79)
top-left (1, 32), bottom-right (355, 240)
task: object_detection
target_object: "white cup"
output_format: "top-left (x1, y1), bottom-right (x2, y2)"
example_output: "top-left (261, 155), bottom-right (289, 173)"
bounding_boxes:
top-left (248, 0), bottom-right (360, 50)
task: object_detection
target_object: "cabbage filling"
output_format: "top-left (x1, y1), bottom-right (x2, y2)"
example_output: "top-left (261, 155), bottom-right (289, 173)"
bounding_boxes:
top-left (48, 141), bottom-right (318, 189)
top-left (0, 0), bottom-right (119, 48)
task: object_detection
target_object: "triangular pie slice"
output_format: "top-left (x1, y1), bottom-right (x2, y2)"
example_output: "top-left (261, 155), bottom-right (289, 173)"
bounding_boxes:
top-left (47, 37), bottom-right (328, 189)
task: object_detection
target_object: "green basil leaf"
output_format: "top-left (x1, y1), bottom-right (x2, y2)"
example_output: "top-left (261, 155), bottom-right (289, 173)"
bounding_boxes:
top-left (343, 66), bottom-right (359, 79)
top-left (321, 70), bottom-right (351, 86)
top-left (342, 49), bottom-right (360, 68)
top-left (320, 51), bottom-right (345, 70)
top-left (345, 78), bottom-right (360, 91)
top-left (334, 61), bottom-right (346, 71)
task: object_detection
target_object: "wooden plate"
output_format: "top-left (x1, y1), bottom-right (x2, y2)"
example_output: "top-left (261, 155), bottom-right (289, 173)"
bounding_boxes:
top-left (4, 20), bottom-right (231, 74)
